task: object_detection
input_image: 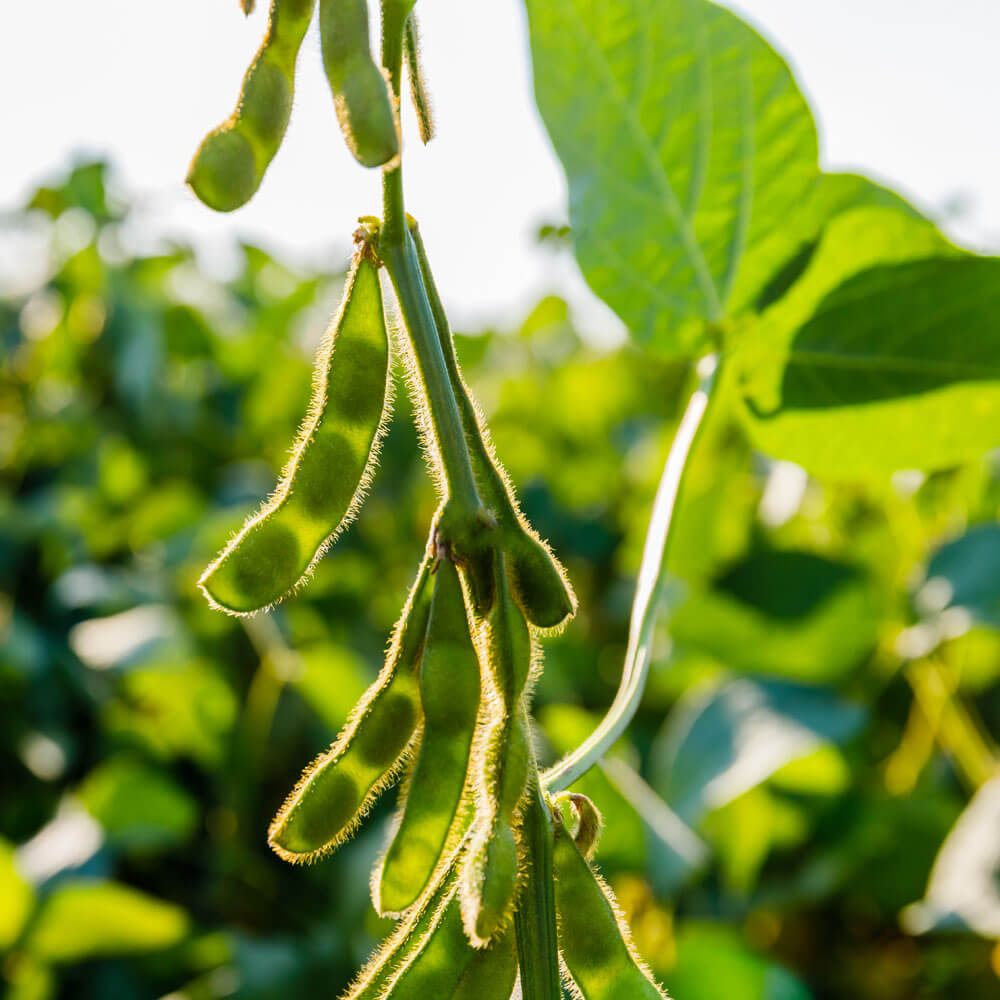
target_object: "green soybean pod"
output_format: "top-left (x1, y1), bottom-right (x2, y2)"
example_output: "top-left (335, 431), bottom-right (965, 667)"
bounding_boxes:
top-left (460, 559), bottom-right (534, 944)
top-left (461, 712), bottom-right (531, 946)
top-left (319, 0), bottom-right (400, 168)
top-left (188, 0), bottom-right (316, 211)
top-left (375, 557), bottom-right (482, 915)
top-left (200, 250), bottom-right (391, 615)
top-left (408, 219), bottom-right (576, 631)
top-left (268, 557), bottom-right (432, 863)
top-left (382, 879), bottom-right (518, 1000)
top-left (343, 862), bottom-right (455, 1000)
top-left (403, 13), bottom-right (435, 144)
top-left (553, 811), bottom-right (668, 1000)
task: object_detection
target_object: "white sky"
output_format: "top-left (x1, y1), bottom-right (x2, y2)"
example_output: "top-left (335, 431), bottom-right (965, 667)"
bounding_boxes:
top-left (3, 0), bottom-right (999, 334)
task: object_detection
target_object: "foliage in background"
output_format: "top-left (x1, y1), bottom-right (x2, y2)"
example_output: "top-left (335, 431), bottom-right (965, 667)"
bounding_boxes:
top-left (3, 161), bottom-right (1000, 999)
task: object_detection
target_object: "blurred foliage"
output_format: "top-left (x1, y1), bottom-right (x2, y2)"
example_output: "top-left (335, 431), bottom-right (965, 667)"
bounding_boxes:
top-left (2, 162), bottom-right (1000, 999)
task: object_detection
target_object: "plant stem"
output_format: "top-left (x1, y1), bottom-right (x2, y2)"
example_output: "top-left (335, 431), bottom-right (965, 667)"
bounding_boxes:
top-left (378, 4), bottom-right (485, 530)
top-left (544, 353), bottom-right (720, 792)
top-left (380, 10), bottom-right (558, 994)
top-left (514, 781), bottom-right (562, 1000)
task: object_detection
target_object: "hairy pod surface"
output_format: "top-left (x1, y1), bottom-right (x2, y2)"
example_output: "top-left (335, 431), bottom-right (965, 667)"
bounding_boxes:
top-left (376, 558), bottom-right (482, 915)
top-left (408, 220), bottom-right (577, 630)
top-left (343, 859), bottom-right (455, 1000)
top-left (460, 559), bottom-right (534, 944)
top-left (319, 0), bottom-right (400, 168)
top-left (188, 0), bottom-right (316, 211)
top-left (380, 877), bottom-right (518, 1000)
top-left (552, 812), bottom-right (668, 1000)
top-left (403, 14), bottom-right (435, 144)
top-left (268, 558), bottom-right (432, 862)
top-left (200, 252), bottom-right (391, 614)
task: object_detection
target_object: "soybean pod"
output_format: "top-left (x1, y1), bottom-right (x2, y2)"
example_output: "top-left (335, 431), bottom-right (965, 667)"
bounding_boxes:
top-left (409, 219), bottom-right (577, 630)
top-left (268, 556), bottom-right (432, 862)
top-left (375, 557), bottom-right (482, 915)
top-left (189, 0), bottom-right (316, 211)
top-left (343, 859), bottom-right (454, 1000)
top-left (552, 808), bottom-right (668, 1000)
top-left (460, 556), bottom-right (535, 945)
top-left (320, 0), bottom-right (399, 168)
top-left (200, 248), bottom-right (391, 614)
top-left (380, 876), bottom-right (518, 1000)
top-left (403, 14), bottom-right (435, 144)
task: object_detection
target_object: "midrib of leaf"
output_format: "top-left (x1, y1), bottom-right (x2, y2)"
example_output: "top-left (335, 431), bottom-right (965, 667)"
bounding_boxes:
top-left (558, 0), bottom-right (723, 319)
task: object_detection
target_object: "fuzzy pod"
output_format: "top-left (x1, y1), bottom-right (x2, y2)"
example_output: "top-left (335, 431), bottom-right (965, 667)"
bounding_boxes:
top-left (408, 219), bottom-right (577, 630)
top-left (379, 877), bottom-right (518, 1000)
top-left (200, 251), bottom-right (391, 614)
top-left (460, 559), bottom-right (535, 945)
top-left (552, 812), bottom-right (668, 1000)
top-left (403, 13), bottom-right (434, 144)
top-left (188, 0), bottom-right (315, 211)
top-left (268, 557), bottom-right (432, 862)
top-left (375, 558), bottom-right (482, 915)
top-left (460, 712), bottom-right (531, 946)
top-left (343, 859), bottom-right (455, 1000)
top-left (319, 0), bottom-right (400, 168)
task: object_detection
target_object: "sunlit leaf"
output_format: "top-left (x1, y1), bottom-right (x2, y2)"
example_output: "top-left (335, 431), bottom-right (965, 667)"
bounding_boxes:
top-left (649, 677), bottom-right (865, 824)
top-left (26, 881), bottom-right (189, 962)
top-left (76, 756), bottom-right (198, 851)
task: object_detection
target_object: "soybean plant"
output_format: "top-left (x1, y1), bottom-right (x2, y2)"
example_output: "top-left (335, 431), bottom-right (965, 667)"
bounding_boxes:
top-left (188, 1), bottom-right (667, 997)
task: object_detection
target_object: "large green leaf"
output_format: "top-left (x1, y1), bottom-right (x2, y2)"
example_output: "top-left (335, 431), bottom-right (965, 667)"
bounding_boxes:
top-left (739, 207), bottom-right (1000, 478)
top-left (524, 0), bottom-right (912, 354)
top-left (649, 677), bottom-right (865, 824)
top-left (76, 756), bottom-right (199, 852)
top-left (668, 547), bottom-right (882, 682)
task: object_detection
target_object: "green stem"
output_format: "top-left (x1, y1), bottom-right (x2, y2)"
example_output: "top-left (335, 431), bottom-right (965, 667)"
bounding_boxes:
top-left (378, 3), bottom-right (484, 529)
top-left (544, 354), bottom-right (720, 792)
top-left (514, 780), bottom-right (562, 1000)
top-left (380, 9), bottom-right (557, 993)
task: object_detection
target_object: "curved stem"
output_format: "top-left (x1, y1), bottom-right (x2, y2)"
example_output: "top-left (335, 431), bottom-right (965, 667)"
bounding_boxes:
top-left (544, 353), bottom-right (720, 792)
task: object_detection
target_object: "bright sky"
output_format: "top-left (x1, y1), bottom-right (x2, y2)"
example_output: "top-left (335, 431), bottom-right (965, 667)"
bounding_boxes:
top-left (3, 0), bottom-right (999, 334)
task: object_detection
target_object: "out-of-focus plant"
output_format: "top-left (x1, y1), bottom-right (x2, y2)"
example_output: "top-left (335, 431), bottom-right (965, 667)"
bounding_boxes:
top-left (4, 1), bottom-right (1000, 995)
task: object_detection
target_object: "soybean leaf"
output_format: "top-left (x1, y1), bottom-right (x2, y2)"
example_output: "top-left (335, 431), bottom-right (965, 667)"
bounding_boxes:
top-left (649, 677), bottom-right (865, 825)
top-left (916, 523), bottom-right (1000, 630)
top-left (739, 207), bottom-right (1000, 478)
top-left (523, 0), bottom-right (913, 354)
top-left (25, 881), bottom-right (189, 962)
top-left (76, 756), bottom-right (199, 852)
top-left (668, 548), bottom-right (882, 682)
top-left (902, 774), bottom-right (1000, 938)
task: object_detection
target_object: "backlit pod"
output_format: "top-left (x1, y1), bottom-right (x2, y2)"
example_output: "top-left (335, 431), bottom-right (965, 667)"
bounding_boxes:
top-left (408, 220), bottom-right (577, 631)
top-left (268, 556), bottom-right (432, 862)
top-left (461, 558), bottom-right (535, 944)
top-left (343, 861), bottom-right (454, 1000)
top-left (188, 0), bottom-right (316, 211)
top-left (200, 249), bottom-right (391, 614)
top-left (319, 0), bottom-right (400, 168)
top-left (552, 809), bottom-right (669, 1000)
top-left (403, 14), bottom-right (435, 145)
top-left (380, 877), bottom-right (518, 1000)
top-left (375, 557), bottom-right (482, 915)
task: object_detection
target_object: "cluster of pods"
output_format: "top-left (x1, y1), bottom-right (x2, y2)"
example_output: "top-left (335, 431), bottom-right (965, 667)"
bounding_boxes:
top-left (190, 0), bottom-right (671, 996)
